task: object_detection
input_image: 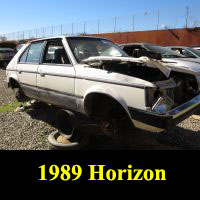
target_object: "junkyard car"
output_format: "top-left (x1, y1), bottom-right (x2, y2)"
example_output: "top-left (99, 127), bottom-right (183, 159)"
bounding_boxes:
top-left (192, 46), bottom-right (200, 51)
top-left (167, 46), bottom-right (200, 58)
top-left (0, 48), bottom-right (16, 68)
top-left (5, 37), bottom-right (200, 135)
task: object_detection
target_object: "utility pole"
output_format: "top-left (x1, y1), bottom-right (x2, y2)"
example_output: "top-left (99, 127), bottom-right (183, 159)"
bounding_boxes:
top-left (97, 19), bottom-right (100, 34)
top-left (114, 17), bottom-right (117, 32)
top-left (157, 10), bottom-right (160, 30)
top-left (72, 23), bottom-right (74, 35)
top-left (132, 15), bottom-right (135, 32)
top-left (84, 21), bottom-right (87, 34)
top-left (51, 26), bottom-right (54, 36)
top-left (43, 28), bottom-right (45, 38)
top-left (186, 6), bottom-right (189, 28)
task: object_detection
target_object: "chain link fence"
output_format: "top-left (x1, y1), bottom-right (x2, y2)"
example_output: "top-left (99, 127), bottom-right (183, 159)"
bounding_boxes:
top-left (1, 12), bottom-right (200, 41)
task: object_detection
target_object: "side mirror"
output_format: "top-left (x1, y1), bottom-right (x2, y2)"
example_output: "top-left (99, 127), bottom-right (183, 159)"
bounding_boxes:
top-left (132, 49), bottom-right (162, 60)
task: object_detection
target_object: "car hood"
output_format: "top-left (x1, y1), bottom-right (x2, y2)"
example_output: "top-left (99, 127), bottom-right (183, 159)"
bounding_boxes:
top-left (82, 56), bottom-right (200, 77)
top-left (162, 57), bottom-right (200, 74)
top-left (82, 56), bottom-right (172, 77)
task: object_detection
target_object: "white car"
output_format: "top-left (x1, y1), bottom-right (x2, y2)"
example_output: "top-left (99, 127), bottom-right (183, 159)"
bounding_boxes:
top-left (5, 36), bottom-right (200, 136)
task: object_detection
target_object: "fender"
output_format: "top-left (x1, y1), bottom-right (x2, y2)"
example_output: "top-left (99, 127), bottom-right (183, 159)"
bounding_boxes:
top-left (83, 85), bottom-right (132, 120)
top-left (7, 73), bottom-right (19, 88)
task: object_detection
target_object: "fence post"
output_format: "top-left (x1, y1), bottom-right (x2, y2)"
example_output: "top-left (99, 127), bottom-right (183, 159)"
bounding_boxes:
top-left (52, 26), bottom-right (54, 36)
top-left (61, 24), bottom-right (63, 35)
top-left (157, 10), bottom-right (160, 30)
top-left (43, 27), bottom-right (45, 38)
top-left (114, 17), bottom-right (117, 32)
top-left (29, 30), bottom-right (31, 39)
top-left (72, 23), bottom-right (74, 35)
top-left (98, 19), bottom-right (100, 34)
top-left (84, 21), bottom-right (87, 34)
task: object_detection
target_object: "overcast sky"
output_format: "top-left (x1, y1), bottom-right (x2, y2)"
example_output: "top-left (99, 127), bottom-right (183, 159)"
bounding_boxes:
top-left (0, 0), bottom-right (200, 35)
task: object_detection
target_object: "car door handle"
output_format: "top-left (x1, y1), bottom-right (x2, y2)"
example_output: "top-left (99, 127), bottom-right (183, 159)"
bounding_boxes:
top-left (39, 70), bottom-right (45, 77)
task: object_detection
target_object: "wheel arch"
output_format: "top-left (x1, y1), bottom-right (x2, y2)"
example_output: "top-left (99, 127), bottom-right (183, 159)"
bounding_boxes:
top-left (83, 85), bottom-right (132, 120)
top-left (8, 75), bottom-right (19, 89)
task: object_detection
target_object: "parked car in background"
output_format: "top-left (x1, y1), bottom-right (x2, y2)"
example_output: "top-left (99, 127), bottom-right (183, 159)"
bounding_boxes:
top-left (120, 42), bottom-right (200, 64)
top-left (167, 46), bottom-right (200, 58)
top-left (5, 37), bottom-right (200, 136)
top-left (192, 46), bottom-right (200, 51)
top-left (17, 43), bottom-right (26, 51)
top-left (0, 48), bottom-right (16, 68)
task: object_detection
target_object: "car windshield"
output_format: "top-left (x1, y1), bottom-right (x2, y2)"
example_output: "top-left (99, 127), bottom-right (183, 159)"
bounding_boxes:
top-left (144, 44), bottom-right (186, 58)
top-left (187, 47), bottom-right (200, 57)
top-left (67, 37), bottom-right (128, 63)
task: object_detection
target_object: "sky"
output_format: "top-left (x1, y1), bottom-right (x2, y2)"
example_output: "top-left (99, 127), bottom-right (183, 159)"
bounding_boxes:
top-left (0, 0), bottom-right (200, 35)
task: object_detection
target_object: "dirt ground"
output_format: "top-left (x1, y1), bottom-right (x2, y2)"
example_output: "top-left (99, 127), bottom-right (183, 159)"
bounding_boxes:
top-left (1, 68), bottom-right (200, 150)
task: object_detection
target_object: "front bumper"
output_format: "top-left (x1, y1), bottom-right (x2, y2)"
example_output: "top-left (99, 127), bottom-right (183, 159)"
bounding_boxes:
top-left (129, 94), bottom-right (200, 131)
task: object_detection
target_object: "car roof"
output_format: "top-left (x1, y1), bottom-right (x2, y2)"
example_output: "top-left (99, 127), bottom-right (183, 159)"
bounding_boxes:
top-left (120, 42), bottom-right (155, 47)
top-left (167, 46), bottom-right (190, 48)
top-left (29, 35), bottom-right (109, 43)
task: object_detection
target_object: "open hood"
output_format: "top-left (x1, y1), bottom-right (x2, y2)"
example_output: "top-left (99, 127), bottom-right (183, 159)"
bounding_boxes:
top-left (82, 56), bottom-right (171, 78)
top-left (163, 57), bottom-right (200, 74)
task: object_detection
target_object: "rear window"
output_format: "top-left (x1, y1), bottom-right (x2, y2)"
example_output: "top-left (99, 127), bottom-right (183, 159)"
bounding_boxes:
top-left (26, 42), bottom-right (44, 64)
top-left (19, 46), bottom-right (30, 63)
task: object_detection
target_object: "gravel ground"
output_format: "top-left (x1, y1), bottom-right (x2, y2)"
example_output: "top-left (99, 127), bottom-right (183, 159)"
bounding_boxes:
top-left (1, 68), bottom-right (200, 150)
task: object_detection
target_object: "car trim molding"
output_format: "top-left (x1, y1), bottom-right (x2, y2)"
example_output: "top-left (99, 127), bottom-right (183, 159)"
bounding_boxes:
top-left (76, 76), bottom-right (146, 89)
top-left (20, 82), bottom-right (83, 99)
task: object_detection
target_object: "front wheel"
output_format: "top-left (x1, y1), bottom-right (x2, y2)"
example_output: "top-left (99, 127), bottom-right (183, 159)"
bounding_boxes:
top-left (98, 117), bottom-right (119, 137)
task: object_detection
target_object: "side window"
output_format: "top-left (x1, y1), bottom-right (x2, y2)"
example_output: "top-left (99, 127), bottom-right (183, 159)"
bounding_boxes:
top-left (43, 40), bottom-right (70, 64)
top-left (19, 46), bottom-right (30, 63)
top-left (124, 46), bottom-right (143, 57)
top-left (171, 48), bottom-right (182, 54)
top-left (123, 46), bottom-right (134, 56)
top-left (26, 42), bottom-right (44, 64)
top-left (181, 49), bottom-right (195, 58)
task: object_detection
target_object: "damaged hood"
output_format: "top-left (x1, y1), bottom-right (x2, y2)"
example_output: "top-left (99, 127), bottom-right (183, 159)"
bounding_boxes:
top-left (82, 56), bottom-right (171, 78)
top-left (162, 57), bottom-right (200, 74)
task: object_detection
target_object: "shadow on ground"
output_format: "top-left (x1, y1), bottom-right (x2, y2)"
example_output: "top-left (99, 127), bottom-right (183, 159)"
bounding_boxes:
top-left (25, 102), bottom-right (200, 150)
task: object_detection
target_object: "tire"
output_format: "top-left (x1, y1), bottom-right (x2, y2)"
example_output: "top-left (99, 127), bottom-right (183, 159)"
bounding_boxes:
top-left (48, 126), bottom-right (91, 150)
top-left (48, 130), bottom-right (82, 150)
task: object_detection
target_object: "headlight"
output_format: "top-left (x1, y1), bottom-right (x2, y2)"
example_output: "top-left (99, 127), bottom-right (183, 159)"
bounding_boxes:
top-left (152, 96), bottom-right (174, 114)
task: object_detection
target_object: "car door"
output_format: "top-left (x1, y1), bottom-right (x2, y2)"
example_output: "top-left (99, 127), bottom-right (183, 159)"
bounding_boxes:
top-left (17, 42), bottom-right (45, 99)
top-left (37, 39), bottom-right (76, 110)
